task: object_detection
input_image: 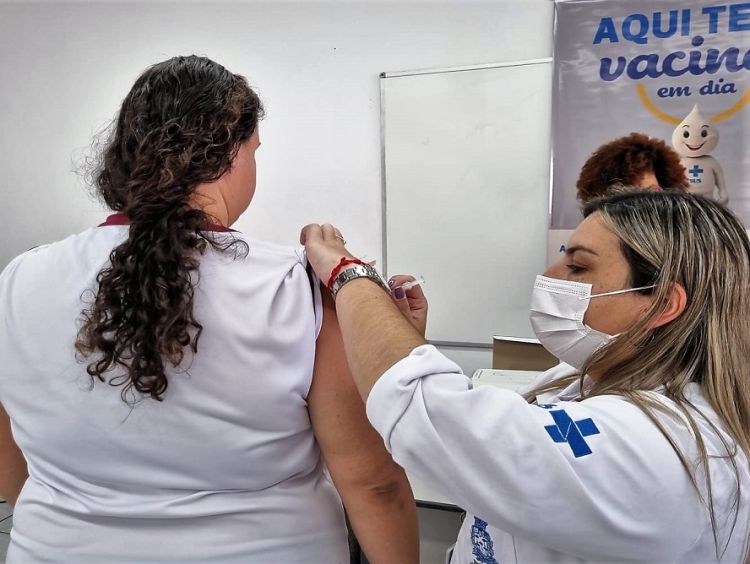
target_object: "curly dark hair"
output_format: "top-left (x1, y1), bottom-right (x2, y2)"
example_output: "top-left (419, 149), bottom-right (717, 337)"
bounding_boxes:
top-left (76, 55), bottom-right (264, 402)
top-left (576, 132), bottom-right (688, 203)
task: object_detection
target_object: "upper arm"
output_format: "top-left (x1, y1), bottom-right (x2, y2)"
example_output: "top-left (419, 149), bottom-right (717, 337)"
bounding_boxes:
top-left (714, 159), bottom-right (726, 183)
top-left (308, 285), bottom-right (406, 493)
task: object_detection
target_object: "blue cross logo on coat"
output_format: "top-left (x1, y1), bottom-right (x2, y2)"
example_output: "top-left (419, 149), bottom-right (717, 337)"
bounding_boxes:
top-left (543, 408), bottom-right (600, 458)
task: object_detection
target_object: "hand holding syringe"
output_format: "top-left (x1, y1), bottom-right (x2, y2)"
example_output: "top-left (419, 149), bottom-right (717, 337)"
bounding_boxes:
top-left (389, 275), bottom-right (427, 337)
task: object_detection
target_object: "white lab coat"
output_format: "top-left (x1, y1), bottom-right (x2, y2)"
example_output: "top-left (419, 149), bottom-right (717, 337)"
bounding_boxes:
top-left (366, 345), bottom-right (750, 563)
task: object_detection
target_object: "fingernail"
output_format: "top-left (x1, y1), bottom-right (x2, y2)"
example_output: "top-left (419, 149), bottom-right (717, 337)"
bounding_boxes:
top-left (394, 287), bottom-right (405, 300)
top-left (388, 279), bottom-right (395, 287)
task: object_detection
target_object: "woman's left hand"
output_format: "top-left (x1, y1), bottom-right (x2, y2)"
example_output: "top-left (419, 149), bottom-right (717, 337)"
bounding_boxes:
top-left (300, 223), bottom-right (355, 285)
top-left (388, 275), bottom-right (428, 337)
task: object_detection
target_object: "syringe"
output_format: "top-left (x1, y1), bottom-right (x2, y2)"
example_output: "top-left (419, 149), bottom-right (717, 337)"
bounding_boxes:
top-left (398, 276), bottom-right (426, 291)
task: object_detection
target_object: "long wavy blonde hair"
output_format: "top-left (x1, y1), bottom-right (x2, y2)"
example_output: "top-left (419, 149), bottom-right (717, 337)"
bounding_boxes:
top-left (527, 190), bottom-right (750, 560)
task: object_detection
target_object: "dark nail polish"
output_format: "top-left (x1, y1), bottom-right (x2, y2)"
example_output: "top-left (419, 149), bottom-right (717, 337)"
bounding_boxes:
top-left (388, 279), bottom-right (395, 287)
top-left (394, 287), bottom-right (405, 300)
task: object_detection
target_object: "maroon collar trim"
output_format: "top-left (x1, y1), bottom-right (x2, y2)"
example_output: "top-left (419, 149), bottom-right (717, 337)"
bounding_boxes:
top-left (98, 213), bottom-right (236, 233)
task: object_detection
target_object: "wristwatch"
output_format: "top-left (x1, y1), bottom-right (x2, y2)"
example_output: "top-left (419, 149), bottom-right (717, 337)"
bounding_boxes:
top-left (331, 263), bottom-right (392, 299)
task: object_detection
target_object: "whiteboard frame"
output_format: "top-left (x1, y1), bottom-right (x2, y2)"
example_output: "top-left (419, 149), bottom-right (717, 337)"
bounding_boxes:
top-left (379, 58), bottom-right (553, 348)
top-left (380, 57), bottom-right (552, 79)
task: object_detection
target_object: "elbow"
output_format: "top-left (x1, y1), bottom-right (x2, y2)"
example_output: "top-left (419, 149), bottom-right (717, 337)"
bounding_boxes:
top-left (366, 471), bottom-right (412, 503)
top-left (341, 463), bottom-right (413, 505)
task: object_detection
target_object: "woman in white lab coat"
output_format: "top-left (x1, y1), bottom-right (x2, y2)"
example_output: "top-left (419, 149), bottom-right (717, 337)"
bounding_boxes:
top-left (301, 190), bottom-right (750, 563)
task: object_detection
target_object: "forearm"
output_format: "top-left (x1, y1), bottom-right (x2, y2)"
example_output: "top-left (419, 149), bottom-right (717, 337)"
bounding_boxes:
top-left (0, 459), bottom-right (26, 507)
top-left (339, 466), bottom-right (419, 564)
top-left (0, 441), bottom-right (26, 506)
top-left (0, 406), bottom-right (26, 506)
top-left (334, 278), bottom-right (426, 400)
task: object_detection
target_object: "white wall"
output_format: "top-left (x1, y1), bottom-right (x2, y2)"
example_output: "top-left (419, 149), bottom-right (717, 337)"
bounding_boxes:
top-left (0, 1), bottom-right (553, 560)
top-left (0, 0), bottom-right (553, 373)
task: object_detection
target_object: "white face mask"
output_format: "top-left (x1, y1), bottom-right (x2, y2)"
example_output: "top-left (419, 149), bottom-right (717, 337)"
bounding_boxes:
top-left (529, 275), bottom-right (655, 370)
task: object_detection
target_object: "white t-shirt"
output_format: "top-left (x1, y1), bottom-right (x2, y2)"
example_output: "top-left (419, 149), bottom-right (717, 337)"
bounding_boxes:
top-left (0, 224), bottom-right (348, 563)
top-left (367, 345), bottom-right (750, 563)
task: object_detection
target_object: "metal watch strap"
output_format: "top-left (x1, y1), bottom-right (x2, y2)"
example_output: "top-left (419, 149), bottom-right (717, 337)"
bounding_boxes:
top-left (331, 263), bottom-right (391, 299)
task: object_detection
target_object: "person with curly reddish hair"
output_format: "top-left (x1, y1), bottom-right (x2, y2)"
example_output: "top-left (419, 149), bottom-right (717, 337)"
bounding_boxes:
top-left (576, 132), bottom-right (688, 203)
top-left (0, 56), bottom-right (418, 563)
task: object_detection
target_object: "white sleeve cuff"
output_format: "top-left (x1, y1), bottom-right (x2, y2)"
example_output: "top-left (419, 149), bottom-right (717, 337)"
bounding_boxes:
top-left (366, 344), bottom-right (464, 450)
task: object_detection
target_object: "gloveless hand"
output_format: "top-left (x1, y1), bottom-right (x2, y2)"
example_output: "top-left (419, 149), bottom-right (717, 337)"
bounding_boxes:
top-left (388, 274), bottom-right (428, 337)
top-left (300, 223), bottom-right (355, 284)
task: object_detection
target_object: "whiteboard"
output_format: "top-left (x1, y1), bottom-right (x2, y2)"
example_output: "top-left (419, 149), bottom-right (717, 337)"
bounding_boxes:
top-left (381, 60), bottom-right (552, 345)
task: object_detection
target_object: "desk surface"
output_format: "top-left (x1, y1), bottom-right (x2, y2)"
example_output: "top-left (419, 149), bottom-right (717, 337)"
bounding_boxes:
top-left (472, 368), bottom-right (541, 390)
top-left (409, 368), bottom-right (543, 508)
top-left (408, 473), bottom-right (458, 510)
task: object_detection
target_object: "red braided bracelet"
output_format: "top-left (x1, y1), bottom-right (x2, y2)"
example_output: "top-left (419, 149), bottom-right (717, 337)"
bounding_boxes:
top-left (327, 257), bottom-right (367, 291)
